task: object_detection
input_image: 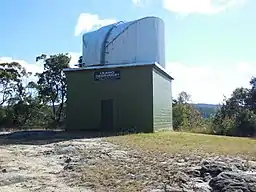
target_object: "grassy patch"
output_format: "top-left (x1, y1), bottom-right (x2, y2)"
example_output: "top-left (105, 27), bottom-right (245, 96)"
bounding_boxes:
top-left (105, 131), bottom-right (256, 159)
top-left (80, 163), bottom-right (145, 192)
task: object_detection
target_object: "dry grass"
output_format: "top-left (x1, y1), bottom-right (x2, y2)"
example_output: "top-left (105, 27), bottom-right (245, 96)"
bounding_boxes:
top-left (80, 163), bottom-right (145, 192)
top-left (73, 132), bottom-right (256, 191)
top-left (105, 131), bottom-right (256, 160)
top-left (81, 132), bottom-right (256, 191)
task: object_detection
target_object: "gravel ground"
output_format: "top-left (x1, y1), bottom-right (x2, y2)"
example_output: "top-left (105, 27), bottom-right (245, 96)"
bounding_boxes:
top-left (0, 131), bottom-right (255, 192)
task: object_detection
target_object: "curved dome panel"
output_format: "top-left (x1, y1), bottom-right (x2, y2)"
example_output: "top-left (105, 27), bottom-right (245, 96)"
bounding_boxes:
top-left (82, 16), bottom-right (166, 68)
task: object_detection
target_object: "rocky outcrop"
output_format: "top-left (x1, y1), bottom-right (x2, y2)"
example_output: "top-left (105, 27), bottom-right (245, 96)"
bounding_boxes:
top-left (186, 159), bottom-right (256, 192)
top-left (209, 171), bottom-right (256, 192)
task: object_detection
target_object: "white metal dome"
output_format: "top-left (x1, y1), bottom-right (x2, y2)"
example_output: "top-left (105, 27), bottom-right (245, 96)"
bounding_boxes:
top-left (82, 16), bottom-right (166, 68)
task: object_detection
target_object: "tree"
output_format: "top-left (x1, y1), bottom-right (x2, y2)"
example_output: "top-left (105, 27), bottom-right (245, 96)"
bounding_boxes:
top-left (212, 84), bottom-right (256, 137)
top-left (78, 56), bottom-right (83, 65)
top-left (35, 53), bottom-right (70, 127)
top-left (248, 77), bottom-right (256, 111)
top-left (0, 62), bottom-right (29, 106)
top-left (173, 92), bottom-right (206, 132)
top-left (194, 105), bottom-right (218, 118)
top-left (177, 91), bottom-right (191, 104)
top-left (74, 56), bottom-right (83, 68)
top-left (0, 62), bottom-right (43, 129)
top-left (5, 96), bottom-right (41, 129)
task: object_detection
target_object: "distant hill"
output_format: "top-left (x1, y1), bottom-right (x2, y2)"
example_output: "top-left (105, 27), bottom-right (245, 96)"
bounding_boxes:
top-left (193, 103), bottom-right (220, 118)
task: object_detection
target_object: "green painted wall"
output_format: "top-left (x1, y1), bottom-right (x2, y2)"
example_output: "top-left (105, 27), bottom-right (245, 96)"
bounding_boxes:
top-left (152, 68), bottom-right (173, 131)
top-left (66, 65), bottom-right (153, 133)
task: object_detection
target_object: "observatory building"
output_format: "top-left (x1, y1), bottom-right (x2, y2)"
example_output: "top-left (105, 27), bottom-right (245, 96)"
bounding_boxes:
top-left (64, 16), bottom-right (174, 133)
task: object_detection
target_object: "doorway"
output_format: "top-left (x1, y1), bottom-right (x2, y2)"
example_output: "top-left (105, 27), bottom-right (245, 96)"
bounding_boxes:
top-left (101, 99), bottom-right (114, 132)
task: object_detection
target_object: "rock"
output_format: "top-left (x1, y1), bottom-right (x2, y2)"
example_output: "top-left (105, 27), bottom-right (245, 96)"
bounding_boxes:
top-left (2, 169), bottom-right (7, 173)
top-left (185, 166), bottom-right (202, 177)
top-left (56, 145), bottom-right (77, 155)
top-left (231, 162), bottom-right (249, 171)
top-left (64, 157), bottom-right (72, 164)
top-left (209, 171), bottom-right (256, 192)
top-left (193, 182), bottom-right (212, 192)
top-left (149, 189), bottom-right (163, 192)
top-left (126, 173), bottom-right (136, 179)
top-left (42, 150), bottom-right (54, 155)
top-left (173, 162), bottom-right (187, 167)
top-left (200, 161), bottom-right (233, 177)
top-left (186, 169), bottom-right (201, 177)
top-left (178, 188), bottom-right (194, 192)
top-left (175, 171), bottom-right (190, 183)
top-left (249, 161), bottom-right (256, 166)
top-left (63, 164), bottom-right (74, 171)
top-left (177, 159), bottom-right (185, 163)
top-left (164, 185), bottom-right (183, 192)
top-left (203, 172), bottom-right (212, 182)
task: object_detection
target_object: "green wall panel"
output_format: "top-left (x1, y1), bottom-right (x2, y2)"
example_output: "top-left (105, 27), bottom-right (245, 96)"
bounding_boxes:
top-left (152, 68), bottom-right (173, 131)
top-left (66, 65), bottom-right (154, 133)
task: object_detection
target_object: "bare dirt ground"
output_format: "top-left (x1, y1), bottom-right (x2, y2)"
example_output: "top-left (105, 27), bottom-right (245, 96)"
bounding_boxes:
top-left (0, 138), bottom-right (98, 191)
top-left (0, 131), bottom-right (256, 192)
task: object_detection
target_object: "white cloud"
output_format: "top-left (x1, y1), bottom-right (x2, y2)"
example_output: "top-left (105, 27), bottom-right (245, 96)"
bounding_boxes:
top-left (0, 57), bottom-right (43, 87)
top-left (162, 0), bottom-right (244, 15)
top-left (132, 0), bottom-right (148, 6)
top-left (0, 57), bottom-right (43, 75)
top-left (68, 52), bottom-right (81, 67)
top-left (75, 13), bottom-right (117, 36)
top-left (166, 61), bottom-right (255, 104)
top-left (0, 53), bottom-right (81, 84)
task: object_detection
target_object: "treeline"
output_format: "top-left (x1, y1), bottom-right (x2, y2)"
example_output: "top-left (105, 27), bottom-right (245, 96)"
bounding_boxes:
top-left (0, 54), bottom-right (69, 130)
top-left (193, 104), bottom-right (219, 118)
top-left (0, 53), bottom-right (255, 137)
top-left (173, 81), bottom-right (256, 137)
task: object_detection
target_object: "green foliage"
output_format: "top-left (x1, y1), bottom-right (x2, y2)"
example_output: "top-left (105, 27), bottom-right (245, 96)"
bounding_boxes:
top-left (0, 62), bottom-right (29, 106)
top-left (0, 53), bottom-right (70, 130)
top-left (172, 92), bottom-right (211, 134)
top-left (35, 53), bottom-right (70, 127)
top-left (78, 56), bottom-right (83, 64)
top-left (212, 81), bottom-right (256, 137)
top-left (173, 103), bottom-right (201, 130)
top-left (193, 104), bottom-right (219, 118)
top-left (173, 81), bottom-right (256, 137)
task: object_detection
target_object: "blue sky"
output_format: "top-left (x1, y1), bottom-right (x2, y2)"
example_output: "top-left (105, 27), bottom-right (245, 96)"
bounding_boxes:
top-left (0, 0), bottom-right (255, 104)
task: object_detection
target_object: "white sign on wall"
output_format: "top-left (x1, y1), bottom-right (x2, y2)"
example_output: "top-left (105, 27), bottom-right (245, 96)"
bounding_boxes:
top-left (94, 70), bottom-right (121, 81)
